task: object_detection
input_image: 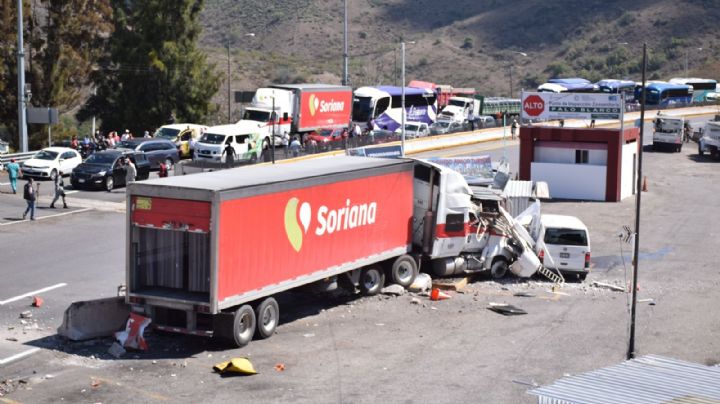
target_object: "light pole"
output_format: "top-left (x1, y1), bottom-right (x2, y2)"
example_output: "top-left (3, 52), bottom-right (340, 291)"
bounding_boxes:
top-left (227, 33), bottom-right (255, 123)
top-left (400, 41), bottom-right (415, 157)
top-left (509, 51), bottom-right (527, 98)
top-left (16, 0), bottom-right (28, 152)
top-left (342, 0), bottom-right (348, 86)
top-left (684, 47), bottom-right (703, 77)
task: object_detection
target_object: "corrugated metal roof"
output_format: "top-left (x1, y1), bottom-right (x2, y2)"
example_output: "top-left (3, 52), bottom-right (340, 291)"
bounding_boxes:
top-left (503, 180), bottom-right (534, 198)
top-left (528, 355), bottom-right (720, 404)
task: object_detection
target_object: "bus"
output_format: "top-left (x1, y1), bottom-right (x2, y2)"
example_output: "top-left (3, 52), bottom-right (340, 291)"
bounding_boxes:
top-left (596, 79), bottom-right (636, 102)
top-left (637, 82), bottom-right (693, 106)
top-left (538, 78), bottom-right (597, 93)
top-left (669, 78), bottom-right (718, 102)
top-left (352, 86), bottom-right (437, 131)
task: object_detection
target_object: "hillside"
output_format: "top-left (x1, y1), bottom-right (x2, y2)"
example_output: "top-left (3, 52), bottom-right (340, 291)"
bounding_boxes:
top-left (199, 0), bottom-right (720, 117)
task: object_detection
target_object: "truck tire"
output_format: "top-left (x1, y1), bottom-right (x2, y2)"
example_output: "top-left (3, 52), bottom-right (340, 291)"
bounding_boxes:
top-left (359, 266), bottom-right (385, 296)
top-left (254, 297), bottom-right (279, 340)
top-left (389, 255), bottom-right (418, 288)
top-left (490, 258), bottom-right (509, 280)
top-left (232, 304), bottom-right (256, 348)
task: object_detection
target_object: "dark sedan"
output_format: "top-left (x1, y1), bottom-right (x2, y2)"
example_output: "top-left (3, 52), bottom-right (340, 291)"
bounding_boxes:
top-left (71, 150), bottom-right (150, 191)
top-left (115, 138), bottom-right (180, 170)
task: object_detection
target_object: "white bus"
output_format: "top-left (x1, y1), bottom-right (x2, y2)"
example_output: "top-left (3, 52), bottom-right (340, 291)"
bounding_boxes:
top-left (352, 86), bottom-right (437, 131)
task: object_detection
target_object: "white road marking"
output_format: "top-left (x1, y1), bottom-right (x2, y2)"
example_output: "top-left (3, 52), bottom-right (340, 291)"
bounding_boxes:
top-left (0, 348), bottom-right (41, 366)
top-left (0, 182), bottom-right (9, 185)
top-left (0, 207), bottom-right (92, 226)
top-left (64, 190), bottom-right (79, 194)
top-left (0, 283), bottom-right (67, 305)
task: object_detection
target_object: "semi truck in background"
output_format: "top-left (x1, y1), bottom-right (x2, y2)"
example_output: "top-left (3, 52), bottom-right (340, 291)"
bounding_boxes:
top-left (408, 80), bottom-right (475, 109)
top-left (238, 83), bottom-right (353, 149)
top-left (125, 156), bottom-right (540, 348)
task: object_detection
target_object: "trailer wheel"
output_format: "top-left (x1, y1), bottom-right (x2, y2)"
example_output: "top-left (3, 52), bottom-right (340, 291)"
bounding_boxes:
top-left (389, 255), bottom-right (418, 288)
top-left (490, 258), bottom-right (509, 280)
top-left (254, 297), bottom-right (279, 340)
top-left (232, 304), bottom-right (256, 348)
top-left (359, 266), bottom-right (385, 296)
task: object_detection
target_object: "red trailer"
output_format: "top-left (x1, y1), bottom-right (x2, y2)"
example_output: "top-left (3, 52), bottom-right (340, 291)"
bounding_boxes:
top-left (125, 156), bottom-right (416, 346)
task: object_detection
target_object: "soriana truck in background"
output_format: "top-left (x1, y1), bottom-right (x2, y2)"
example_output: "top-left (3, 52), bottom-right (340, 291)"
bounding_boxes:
top-left (239, 83), bottom-right (352, 148)
top-left (126, 156), bottom-right (539, 347)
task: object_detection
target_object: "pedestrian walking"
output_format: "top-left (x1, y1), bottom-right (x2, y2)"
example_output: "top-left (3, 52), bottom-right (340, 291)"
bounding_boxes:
top-left (511, 118), bottom-right (519, 140)
top-left (22, 178), bottom-right (37, 220)
top-left (50, 174), bottom-right (67, 209)
top-left (222, 142), bottom-right (236, 168)
top-left (559, 119), bottom-right (565, 128)
top-left (289, 137), bottom-right (301, 157)
top-left (124, 157), bottom-right (136, 185)
top-left (467, 110), bottom-right (475, 131)
top-left (5, 158), bottom-right (20, 194)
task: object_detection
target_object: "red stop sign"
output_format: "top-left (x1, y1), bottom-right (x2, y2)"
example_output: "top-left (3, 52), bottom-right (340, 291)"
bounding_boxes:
top-left (523, 95), bottom-right (545, 117)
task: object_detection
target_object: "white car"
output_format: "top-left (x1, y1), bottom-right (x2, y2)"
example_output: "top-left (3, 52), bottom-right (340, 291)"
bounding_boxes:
top-left (21, 147), bottom-right (82, 181)
top-left (394, 122), bottom-right (429, 138)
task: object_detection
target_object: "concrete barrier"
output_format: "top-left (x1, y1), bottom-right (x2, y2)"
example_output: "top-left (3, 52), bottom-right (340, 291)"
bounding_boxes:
top-left (57, 297), bottom-right (130, 341)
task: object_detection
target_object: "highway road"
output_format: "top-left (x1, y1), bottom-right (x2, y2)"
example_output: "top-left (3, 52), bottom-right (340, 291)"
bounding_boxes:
top-left (0, 114), bottom-right (718, 403)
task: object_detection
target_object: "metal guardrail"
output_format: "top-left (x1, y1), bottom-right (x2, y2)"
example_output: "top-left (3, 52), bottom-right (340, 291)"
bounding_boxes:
top-left (0, 151), bottom-right (37, 169)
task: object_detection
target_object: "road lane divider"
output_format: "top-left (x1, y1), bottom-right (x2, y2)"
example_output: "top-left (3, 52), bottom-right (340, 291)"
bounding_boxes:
top-left (0, 347), bottom-right (40, 366)
top-left (0, 283), bottom-right (67, 305)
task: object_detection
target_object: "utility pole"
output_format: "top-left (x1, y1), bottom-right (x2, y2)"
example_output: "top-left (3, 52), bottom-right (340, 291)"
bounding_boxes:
top-left (628, 43), bottom-right (647, 360)
top-left (342, 0), bottom-right (348, 86)
top-left (509, 65), bottom-right (514, 98)
top-left (401, 41), bottom-right (405, 157)
top-left (17, 0), bottom-right (28, 152)
top-left (227, 38), bottom-right (231, 123)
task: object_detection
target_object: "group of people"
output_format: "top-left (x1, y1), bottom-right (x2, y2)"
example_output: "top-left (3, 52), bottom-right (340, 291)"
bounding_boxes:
top-left (3, 158), bottom-right (67, 221)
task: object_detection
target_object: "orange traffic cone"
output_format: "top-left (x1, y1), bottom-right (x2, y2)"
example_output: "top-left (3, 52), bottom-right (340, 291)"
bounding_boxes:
top-left (430, 288), bottom-right (451, 301)
top-left (642, 176), bottom-right (648, 192)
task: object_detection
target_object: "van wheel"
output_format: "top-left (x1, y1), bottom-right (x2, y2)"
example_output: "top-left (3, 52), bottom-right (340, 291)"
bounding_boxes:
top-left (233, 304), bottom-right (256, 348)
top-left (359, 266), bottom-right (385, 296)
top-left (490, 258), bottom-right (509, 280)
top-left (254, 298), bottom-right (279, 340)
top-left (389, 255), bottom-right (418, 288)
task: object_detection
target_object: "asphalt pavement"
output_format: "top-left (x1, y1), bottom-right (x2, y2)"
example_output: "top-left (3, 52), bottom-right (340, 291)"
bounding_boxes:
top-left (1, 114), bottom-right (719, 403)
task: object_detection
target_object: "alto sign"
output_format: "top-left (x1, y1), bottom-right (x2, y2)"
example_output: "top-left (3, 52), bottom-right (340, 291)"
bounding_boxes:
top-left (521, 92), bottom-right (624, 121)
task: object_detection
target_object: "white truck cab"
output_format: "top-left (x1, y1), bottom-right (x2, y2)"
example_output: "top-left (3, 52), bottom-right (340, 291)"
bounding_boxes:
top-left (439, 97), bottom-right (479, 122)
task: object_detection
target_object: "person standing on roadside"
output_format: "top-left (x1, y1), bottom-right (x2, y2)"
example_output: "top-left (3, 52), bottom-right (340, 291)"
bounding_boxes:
top-left (22, 178), bottom-right (36, 220)
top-left (511, 118), bottom-right (519, 140)
top-left (6, 158), bottom-right (20, 194)
top-left (467, 109), bottom-right (475, 131)
top-left (50, 174), bottom-right (67, 209)
top-left (222, 142), bottom-right (235, 168)
top-left (124, 157), bottom-right (136, 185)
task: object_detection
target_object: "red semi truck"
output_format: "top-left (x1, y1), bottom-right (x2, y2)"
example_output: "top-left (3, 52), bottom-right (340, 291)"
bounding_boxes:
top-left (125, 156), bottom-right (539, 347)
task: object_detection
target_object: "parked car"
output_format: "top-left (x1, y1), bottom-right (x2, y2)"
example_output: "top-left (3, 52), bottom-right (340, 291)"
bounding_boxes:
top-left (71, 150), bottom-right (150, 191)
top-left (429, 120), bottom-right (466, 135)
top-left (305, 128), bottom-right (348, 151)
top-left (152, 123), bottom-right (208, 159)
top-left (21, 147), bottom-right (82, 181)
top-left (533, 214), bottom-right (591, 281)
top-left (394, 122), bottom-right (429, 138)
top-left (115, 138), bottom-right (180, 170)
top-left (193, 124), bottom-right (260, 164)
top-left (474, 115), bottom-right (497, 128)
top-left (367, 129), bottom-right (399, 145)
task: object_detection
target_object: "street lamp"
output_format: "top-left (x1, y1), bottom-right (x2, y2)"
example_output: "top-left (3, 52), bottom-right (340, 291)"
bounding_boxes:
top-left (508, 51), bottom-right (528, 98)
top-left (16, 0), bottom-right (28, 152)
top-left (227, 33), bottom-right (255, 123)
top-left (400, 41), bottom-right (415, 157)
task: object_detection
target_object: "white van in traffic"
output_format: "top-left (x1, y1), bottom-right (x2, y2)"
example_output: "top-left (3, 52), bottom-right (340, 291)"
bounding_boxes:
top-left (534, 214), bottom-right (591, 281)
top-left (193, 123), bottom-right (261, 164)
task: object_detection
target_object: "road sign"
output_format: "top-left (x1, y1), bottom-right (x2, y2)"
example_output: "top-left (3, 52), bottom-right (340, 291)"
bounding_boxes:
top-left (523, 95), bottom-right (545, 117)
top-left (27, 107), bottom-right (59, 124)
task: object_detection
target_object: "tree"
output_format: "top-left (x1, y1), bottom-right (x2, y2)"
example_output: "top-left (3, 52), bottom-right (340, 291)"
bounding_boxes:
top-left (79, 0), bottom-right (221, 134)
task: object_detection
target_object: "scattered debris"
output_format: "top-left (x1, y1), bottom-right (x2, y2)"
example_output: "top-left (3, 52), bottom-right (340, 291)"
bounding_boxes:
top-left (91, 379), bottom-right (101, 388)
top-left (5, 337), bottom-right (18, 342)
top-left (107, 342), bottom-right (126, 359)
top-left (274, 363), bottom-right (286, 372)
top-left (408, 273), bottom-right (432, 293)
top-left (213, 358), bottom-right (257, 375)
top-left (44, 375), bottom-right (54, 380)
top-left (381, 284), bottom-right (406, 296)
top-left (302, 333), bottom-right (315, 338)
top-left (19, 311), bottom-right (32, 319)
top-left (513, 292), bottom-right (536, 298)
top-left (432, 276), bottom-right (470, 292)
top-left (430, 288), bottom-right (451, 301)
top-left (591, 281), bottom-right (625, 292)
top-left (410, 297), bottom-right (422, 305)
top-left (638, 298), bottom-right (654, 303)
top-left (32, 296), bottom-right (44, 308)
top-left (487, 303), bottom-right (527, 316)
top-left (115, 313), bottom-right (151, 351)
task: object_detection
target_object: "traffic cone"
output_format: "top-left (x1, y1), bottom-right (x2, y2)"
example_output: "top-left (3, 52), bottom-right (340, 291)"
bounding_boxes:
top-left (430, 288), bottom-right (451, 301)
top-left (642, 176), bottom-right (648, 192)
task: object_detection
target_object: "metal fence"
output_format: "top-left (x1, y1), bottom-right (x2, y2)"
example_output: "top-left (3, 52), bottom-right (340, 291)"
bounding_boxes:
top-left (0, 151), bottom-right (37, 170)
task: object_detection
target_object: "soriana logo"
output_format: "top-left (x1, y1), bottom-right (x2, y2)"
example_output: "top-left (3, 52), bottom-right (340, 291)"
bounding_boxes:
top-left (284, 197), bottom-right (377, 252)
top-left (308, 94), bottom-right (346, 117)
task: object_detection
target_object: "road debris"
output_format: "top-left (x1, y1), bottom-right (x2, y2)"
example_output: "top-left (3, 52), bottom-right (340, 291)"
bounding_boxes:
top-left (91, 379), bottom-right (102, 388)
top-left (302, 333), bottom-right (315, 338)
top-left (107, 342), bottom-right (126, 359)
top-left (32, 296), bottom-right (44, 308)
top-left (487, 302), bottom-right (528, 316)
top-left (274, 363), bottom-right (286, 372)
top-left (513, 292), bottom-right (536, 298)
top-left (591, 281), bottom-right (625, 292)
top-left (213, 358), bottom-right (257, 375)
top-left (381, 284), bottom-right (406, 296)
top-left (432, 276), bottom-right (469, 292)
top-left (408, 273), bottom-right (432, 293)
top-left (410, 297), bottom-right (422, 305)
top-left (115, 313), bottom-right (151, 351)
top-left (20, 311), bottom-right (32, 319)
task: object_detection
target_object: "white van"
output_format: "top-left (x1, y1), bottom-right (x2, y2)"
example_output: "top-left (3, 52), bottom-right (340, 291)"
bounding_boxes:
top-left (394, 122), bottom-right (429, 138)
top-left (534, 214), bottom-right (591, 281)
top-left (194, 123), bottom-right (260, 164)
